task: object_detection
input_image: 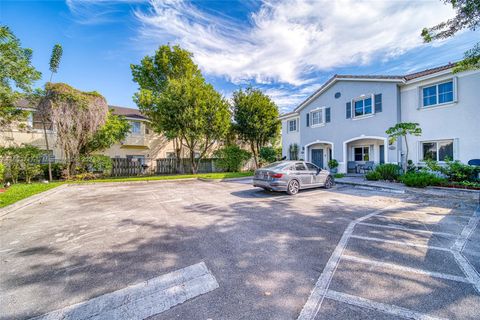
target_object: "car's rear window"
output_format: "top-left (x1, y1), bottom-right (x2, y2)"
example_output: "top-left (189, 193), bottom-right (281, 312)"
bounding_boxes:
top-left (262, 162), bottom-right (292, 170)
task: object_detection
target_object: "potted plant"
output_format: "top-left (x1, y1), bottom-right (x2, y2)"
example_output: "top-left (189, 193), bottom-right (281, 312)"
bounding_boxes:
top-left (328, 159), bottom-right (339, 173)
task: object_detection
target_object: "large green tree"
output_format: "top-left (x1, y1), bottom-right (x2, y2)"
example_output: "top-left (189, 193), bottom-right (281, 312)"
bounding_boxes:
top-left (132, 44), bottom-right (230, 173)
top-left (153, 76), bottom-right (231, 173)
top-left (131, 44), bottom-right (202, 168)
top-left (422, 0), bottom-right (480, 71)
top-left (82, 111), bottom-right (130, 155)
top-left (232, 87), bottom-right (281, 168)
top-left (0, 25), bottom-right (41, 127)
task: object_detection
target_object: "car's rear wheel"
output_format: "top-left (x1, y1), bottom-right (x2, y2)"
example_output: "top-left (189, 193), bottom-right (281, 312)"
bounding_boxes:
top-left (324, 176), bottom-right (334, 189)
top-left (286, 179), bottom-right (300, 195)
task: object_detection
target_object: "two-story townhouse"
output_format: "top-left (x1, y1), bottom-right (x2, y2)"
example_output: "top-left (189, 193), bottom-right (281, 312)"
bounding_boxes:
top-left (281, 63), bottom-right (480, 173)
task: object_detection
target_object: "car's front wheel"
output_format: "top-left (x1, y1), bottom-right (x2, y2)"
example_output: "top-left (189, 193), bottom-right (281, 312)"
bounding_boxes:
top-left (286, 179), bottom-right (300, 195)
top-left (324, 176), bottom-right (334, 189)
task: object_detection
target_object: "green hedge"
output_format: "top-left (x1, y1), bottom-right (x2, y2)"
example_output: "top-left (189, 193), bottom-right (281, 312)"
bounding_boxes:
top-left (400, 172), bottom-right (445, 188)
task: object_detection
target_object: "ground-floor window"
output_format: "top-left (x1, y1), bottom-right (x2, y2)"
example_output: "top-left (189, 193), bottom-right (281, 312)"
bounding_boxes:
top-left (421, 140), bottom-right (453, 161)
top-left (353, 146), bottom-right (369, 161)
top-left (289, 144), bottom-right (299, 160)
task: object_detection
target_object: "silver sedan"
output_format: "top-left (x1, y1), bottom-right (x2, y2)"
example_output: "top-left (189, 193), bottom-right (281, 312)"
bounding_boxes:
top-left (253, 160), bottom-right (334, 195)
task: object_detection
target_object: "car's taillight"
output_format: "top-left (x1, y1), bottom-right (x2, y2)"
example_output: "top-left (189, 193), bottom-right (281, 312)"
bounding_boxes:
top-left (270, 173), bottom-right (283, 179)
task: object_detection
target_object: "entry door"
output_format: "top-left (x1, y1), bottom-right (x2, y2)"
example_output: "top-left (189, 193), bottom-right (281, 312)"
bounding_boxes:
top-left (379, 145), bottom-right (385, 164)
top-left (311, 149), bottom-right (324, 168)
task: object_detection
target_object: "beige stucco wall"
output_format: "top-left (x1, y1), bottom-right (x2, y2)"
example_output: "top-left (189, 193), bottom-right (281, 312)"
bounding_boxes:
top-left (1, 118), bottom-right (220, 170)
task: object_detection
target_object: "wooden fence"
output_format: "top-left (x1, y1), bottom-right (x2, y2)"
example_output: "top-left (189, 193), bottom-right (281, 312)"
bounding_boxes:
top-left (111, 157), bottom-right (252, 177)
top-left (111, 158), bottom-right (145, 177)
top-left (156, 158), bottom-right (222, 174)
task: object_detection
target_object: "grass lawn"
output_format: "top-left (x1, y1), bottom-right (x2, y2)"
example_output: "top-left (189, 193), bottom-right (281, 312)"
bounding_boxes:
top-left (0, 182), bottom-right (64, 208)
top-left (80, 171), bottom-right (253, 183)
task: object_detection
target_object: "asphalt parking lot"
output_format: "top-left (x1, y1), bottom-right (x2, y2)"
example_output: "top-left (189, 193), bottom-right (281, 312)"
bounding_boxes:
top-left (0, 179), bottom-right (479, 320)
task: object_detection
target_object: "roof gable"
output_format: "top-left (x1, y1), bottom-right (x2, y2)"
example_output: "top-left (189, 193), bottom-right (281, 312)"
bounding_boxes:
top-left (289, 62), bottom-right (457, 115)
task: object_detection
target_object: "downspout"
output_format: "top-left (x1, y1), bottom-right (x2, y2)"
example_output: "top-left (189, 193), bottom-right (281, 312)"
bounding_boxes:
top-left (396, 85), bottom-right (403, 165)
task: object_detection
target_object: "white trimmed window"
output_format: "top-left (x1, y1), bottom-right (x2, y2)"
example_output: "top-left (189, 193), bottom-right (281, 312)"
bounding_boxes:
top-left (422, 80), bottom-right (454, 108)
top-left (288, 119), bottom-right (297, 132)
top-left (353, 146), bottom-right (370, 161)
top-left (310, 109), bottom-right (323, 126)
top-left (354, 96), bottom-right (373, 117)
top-left (421, 139), bottom-right (454, 161)
top-left (130, 121), bottom-right (142, 134)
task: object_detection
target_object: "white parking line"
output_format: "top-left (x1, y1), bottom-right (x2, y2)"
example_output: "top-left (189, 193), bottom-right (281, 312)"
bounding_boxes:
top-left (357, 222), bottom-right (457, 237)
top-left (297, 202), bottom-right (402, 320)
top-left (341, 254), bottom-right (471, 284)
top-left (452, 217), bottom-right (479, 252)
top-left (349, 235), bottom-right (451, 252)
top-left (31, 262), bottom-right (219, 320)
top-left (324, 290), bottom-right (447, 320)
top-left (452, 204), bottom-right (480, 293)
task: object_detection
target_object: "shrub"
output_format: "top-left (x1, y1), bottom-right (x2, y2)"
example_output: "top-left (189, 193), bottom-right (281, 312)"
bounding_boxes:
top-left (365, 171), bottom-right (382, 181)
top-left (80, 155), bottom-right (113, 175)
top-left (214, 145), bottom-right (251, 172)
top-left (0, 163), bottom-right (4, 183)
top-left (373, 164), bottom-right (401, 181)
top-left (0, 145), bottom-right (42, 183)
top-left (442, 158), bottom-right (478, 182)
top-left (423, 158), bottom-right (478, 182)
top-left (259, 146), bottom-right (280, 164)
top-left (334, 173), bottom-right (345, 179)
top-left (400, 172), bottom-right (445, 188)
top-left (406, 160), bottom-right (416, 173)
top-left (41, 163), bottom-right (67, 180)
top-left (19, 145), bottom-right (42, 183)
top-left (68, 172), bottom-right (98, 181)
top-left (328, 159), bottom-right (339, 169)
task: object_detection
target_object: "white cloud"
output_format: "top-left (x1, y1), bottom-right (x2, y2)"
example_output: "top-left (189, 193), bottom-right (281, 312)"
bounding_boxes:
top-left (135, 0), bottom-right (455, 87)
top-left (67, 0), bottom-right (457, 111)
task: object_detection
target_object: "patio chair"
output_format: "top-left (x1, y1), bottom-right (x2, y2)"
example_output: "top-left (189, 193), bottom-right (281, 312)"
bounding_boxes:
top-left (347, 161), bottom-right (357, 174)
top-left (363, 161), bottom-right (374, 173)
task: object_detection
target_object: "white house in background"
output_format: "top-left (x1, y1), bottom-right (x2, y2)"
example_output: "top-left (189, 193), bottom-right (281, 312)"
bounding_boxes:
top-left (280, 63), bottom-right (480, 173)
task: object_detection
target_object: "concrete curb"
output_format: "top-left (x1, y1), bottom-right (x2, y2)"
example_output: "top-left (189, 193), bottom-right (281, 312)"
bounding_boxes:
top-left (336, 181), bottom-right (406, 194)
top-left (69, 176), bottom-right (254, 186)
top-left (336, 180), bottom-right (479, 200)
top-left (0, 184), bottom-right (69, 219)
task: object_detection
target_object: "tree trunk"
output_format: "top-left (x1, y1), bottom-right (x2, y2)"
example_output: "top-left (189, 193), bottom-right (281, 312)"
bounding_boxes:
top-left (42, 120), bottom-right (53, 181)
top-left (190, 149), bottom-right (197, 174)
top-left (250, 141), bottom-right (258, 169)
top-left (404, 135), bottom-right (409, 172)
top-left (173, 138), bottom-right (183, 173)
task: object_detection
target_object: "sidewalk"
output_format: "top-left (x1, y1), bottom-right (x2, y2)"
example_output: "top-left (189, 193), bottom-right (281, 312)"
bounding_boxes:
top-left (335, 176), bottom-right (479, 200)
top-left (335, 176), bottom-right (407, 194)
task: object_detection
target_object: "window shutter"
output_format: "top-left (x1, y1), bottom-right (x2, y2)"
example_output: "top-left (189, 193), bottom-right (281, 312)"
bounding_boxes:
top-left (325, 107), bottom-right (331, 123)
top-left (453, 76), bottom-right (458, 102)
top-left (306, 113), bottom-right (310, 127)
top-left (374, 94), bottom-right (382, 113)
top-left (453, 138), bottom-right (459, 160)
top-left (346, 102), bottom-right (351, 119)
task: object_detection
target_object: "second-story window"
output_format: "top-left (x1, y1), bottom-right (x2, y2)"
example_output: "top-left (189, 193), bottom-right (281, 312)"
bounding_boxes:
top-left (311, 110), bottom-right (323, 126)
top-left (288, 119), bottom-right (297, 132)
top-left (422, 80), bottom-right (453, 107)
top-left (130, 121), bottom-right (141, 134)
top-left (354, 97), bottom-right (372, 117)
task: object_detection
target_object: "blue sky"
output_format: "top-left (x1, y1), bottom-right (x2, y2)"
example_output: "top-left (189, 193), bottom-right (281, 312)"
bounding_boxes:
top-left (1, 0), bottom-right (478, 113)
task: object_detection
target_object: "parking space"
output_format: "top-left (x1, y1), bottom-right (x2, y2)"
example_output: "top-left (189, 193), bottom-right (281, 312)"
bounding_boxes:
top-left (300, 191), bottom-right (480, 320)
top-left (0, 179), bottom-right (478, 319)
